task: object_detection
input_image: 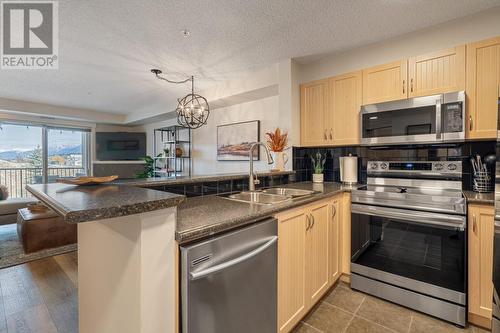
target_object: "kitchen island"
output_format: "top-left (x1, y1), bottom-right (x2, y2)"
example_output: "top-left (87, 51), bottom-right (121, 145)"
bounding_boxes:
top-left (26, 183), bottom-right (184, 333)
top-left (26, 179), bottom-right (355, 333)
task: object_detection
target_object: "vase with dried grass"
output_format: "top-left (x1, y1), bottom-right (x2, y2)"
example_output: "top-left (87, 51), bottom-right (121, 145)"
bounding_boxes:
top-left (266, 128), bottom-right (289, 171)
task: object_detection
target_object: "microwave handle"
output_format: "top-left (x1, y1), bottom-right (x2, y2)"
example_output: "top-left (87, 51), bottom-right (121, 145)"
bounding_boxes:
top-left (435, 98), bottom-right (442, 140)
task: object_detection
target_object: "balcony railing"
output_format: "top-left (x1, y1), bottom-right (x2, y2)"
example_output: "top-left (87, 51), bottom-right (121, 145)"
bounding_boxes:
top-left (0, 167), bottom-right (86, 198)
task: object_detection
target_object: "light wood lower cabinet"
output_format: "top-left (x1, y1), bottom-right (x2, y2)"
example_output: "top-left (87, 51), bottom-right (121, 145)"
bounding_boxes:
top-left (468, 204), bottom-right (494, 329)
top-left (277, 208), bottom-right (307, 333)
top-left (340, 193), bottom-right (351, 277)
top-left (276, 194), bottom-right (346, 333)
top-left (306, 202), bottom-right (330, 306)
top-left (328, 196), bottom-right (341, 284)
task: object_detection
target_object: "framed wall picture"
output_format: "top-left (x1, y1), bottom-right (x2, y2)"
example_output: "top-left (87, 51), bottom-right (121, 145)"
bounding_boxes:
top-left (217, 120), bottom-right (260, 161)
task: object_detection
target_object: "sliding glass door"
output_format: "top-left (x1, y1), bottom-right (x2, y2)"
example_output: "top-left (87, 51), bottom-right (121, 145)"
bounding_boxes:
top-left (0, 122), bottom-right (91, 197)
top-left (0, 124), bottom-right (43, 197)
top-left (47, 127), bottom-right (90, 183)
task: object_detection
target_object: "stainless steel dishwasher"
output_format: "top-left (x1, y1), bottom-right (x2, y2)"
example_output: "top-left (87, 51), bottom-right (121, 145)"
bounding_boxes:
top-left (180, 218), bottom-right (277, 333)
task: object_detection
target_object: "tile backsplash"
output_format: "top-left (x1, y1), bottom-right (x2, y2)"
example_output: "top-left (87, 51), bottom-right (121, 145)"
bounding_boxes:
top-left (149, 174), bottom-right (291, 197)
top-left (293, 141), bottom-right (496, 190)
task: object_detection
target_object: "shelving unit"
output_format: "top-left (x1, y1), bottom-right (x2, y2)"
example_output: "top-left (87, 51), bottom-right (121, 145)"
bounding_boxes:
top-left (153, 125), bottom-right (192, 178)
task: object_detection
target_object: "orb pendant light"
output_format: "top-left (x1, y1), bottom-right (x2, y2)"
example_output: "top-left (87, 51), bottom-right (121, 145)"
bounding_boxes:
top-left (175, 76), bottom-right (210, 129)
top-left (151, 69), bottom-right (210, 129)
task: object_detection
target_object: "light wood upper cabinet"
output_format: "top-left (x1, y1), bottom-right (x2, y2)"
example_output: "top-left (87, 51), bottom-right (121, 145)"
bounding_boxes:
top-left (305, 202), bottom-right (330, 307)
top-left (408, 45), bottom-right (465, 98)
top-left (328, 197), bottom-right (341, 284)
top-left (277, 209), bottom-right (307, 333)
top-left (468, 204), bottom-right (494, 328)
top-left (300, 40), bottom-right (495, 144)
top-left (328, 71), bottom-right (362, 145)
top-left (362, 60), bottom-right (407, 105)
top-left (300, 79), bottom-right (329, 146)
top-left (466, 37), bottom-right (500, 139)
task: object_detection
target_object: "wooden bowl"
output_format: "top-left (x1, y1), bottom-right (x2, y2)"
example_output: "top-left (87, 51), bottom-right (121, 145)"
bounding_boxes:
top-left (27, 203), bottom-right (49, 212)
top-left (56, 175), bottom-right (119, 186)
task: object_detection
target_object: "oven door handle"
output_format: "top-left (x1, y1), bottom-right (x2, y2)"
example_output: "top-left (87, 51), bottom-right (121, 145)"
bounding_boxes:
top-left (351, 204), bottom-right (466, 230)
top-left (495, 220), bottom-right (500, 234)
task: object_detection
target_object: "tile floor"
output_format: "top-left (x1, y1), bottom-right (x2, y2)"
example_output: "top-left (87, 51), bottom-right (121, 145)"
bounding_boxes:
top-left (292, 282), bottom-right (489, 333)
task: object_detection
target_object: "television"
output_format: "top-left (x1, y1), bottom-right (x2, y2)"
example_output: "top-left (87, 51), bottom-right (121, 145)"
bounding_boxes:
top-left (96, 132), bottom-right (147, 161)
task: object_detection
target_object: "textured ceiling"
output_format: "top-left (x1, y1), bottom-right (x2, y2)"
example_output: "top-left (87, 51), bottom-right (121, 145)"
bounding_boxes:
top-left (1, 0), bottom-right (500, 120)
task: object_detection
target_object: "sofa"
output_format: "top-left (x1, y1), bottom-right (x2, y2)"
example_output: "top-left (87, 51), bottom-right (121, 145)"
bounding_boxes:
top-left (0, 197), bottom-right (39, 225)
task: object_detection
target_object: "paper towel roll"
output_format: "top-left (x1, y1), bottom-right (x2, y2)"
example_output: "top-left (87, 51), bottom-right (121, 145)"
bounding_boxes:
top-left (340, 156), bottom-right (358, 184)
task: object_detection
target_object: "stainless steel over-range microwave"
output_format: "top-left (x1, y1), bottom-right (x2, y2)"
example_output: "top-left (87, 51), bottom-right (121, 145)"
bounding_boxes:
top-left (360, 91), bottom-right (465, 145)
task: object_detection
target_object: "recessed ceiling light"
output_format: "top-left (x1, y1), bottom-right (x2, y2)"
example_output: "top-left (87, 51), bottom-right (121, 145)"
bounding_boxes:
top-left (182, 29), bottom-right (191, 38)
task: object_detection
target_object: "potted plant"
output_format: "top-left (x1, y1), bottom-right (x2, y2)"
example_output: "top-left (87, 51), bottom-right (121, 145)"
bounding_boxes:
top-left (135, 155), bottom-right (160, 178)
top-left (265, 128), bottom-right (289, 171)
top-left (311, 151), bottom-right (326, 183)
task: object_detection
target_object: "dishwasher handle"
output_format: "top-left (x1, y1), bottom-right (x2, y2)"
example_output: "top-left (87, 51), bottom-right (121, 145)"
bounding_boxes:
top-left (189, 236), bottom-right (278, 281)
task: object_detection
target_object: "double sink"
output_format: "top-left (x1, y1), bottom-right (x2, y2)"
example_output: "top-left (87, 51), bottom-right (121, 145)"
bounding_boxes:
top-left (225, 188), bottom-right (316, 205)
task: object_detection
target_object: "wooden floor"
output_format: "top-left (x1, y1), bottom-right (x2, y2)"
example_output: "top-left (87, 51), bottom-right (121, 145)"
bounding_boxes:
top-left (0, 252), bottom-right (77, 333)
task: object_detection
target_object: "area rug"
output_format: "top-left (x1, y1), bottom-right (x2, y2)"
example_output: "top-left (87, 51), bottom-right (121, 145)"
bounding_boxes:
top-left (0, 224), bottom-right (77, 269)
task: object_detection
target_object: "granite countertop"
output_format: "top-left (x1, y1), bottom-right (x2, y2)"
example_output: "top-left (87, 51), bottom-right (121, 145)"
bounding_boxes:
top-left (112, 170), bottom-right (295, 187)
top-left (176, 182), bottom-right (357, 244)
top-left (26, 183), bottom-right (185, 223)
top-left (463, 190), bottom-right (495, 205)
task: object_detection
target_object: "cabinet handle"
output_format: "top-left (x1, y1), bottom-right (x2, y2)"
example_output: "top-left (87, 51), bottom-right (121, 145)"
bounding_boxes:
top-left (410, 78), bottom-right (414, 93)
top-left (332, 205), bottom-right (336, 218)
top-left (329, 129), bottom-right (333, 140)
top-left (310, 214), bottom-right (315, 229)
top-left (324, 130), bottom-right (328, 140)
top-left (473, 214), bottom-right (477, 234)
top-left (402, 80), bottom-right (405, 94)
top-left (469, 115), bottom-right (473, 131)
top-left (306, 215), bottom-right (310, 231)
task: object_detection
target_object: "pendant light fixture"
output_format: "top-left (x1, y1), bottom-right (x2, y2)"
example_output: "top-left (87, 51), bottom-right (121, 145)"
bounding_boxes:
top-left (151, 69), bottom-right (210, 129)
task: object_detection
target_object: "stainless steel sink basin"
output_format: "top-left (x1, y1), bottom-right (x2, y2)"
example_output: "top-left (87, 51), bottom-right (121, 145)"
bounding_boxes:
top-left (263, 188), bottom-right (315, 198)
top-left (226, 191), bottom-right (291, 205)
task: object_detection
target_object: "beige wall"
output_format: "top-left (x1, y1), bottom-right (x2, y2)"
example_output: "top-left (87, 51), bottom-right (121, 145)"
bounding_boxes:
top-left (191, 95), bottom-right (283, 175)
top-left (137, 61), bottom-right (296, 176)
top-left (299, 7), bottom-right (500, 83)
top-left (95, 124), bottom-right (142, 132)
top-left (139, 119), bottom-right (178, 157)
top-left (139, 96), bottom-right (286, 175)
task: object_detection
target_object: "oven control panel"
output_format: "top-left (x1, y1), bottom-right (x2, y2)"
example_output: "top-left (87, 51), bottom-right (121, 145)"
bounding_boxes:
top-left (367, 161), bottom-right (462, 176)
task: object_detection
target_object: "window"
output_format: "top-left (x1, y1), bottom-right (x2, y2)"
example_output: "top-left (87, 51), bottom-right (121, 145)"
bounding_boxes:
top-left (47, 127), bottom-right (90, 183)
top-left (0, 122), bottom-right (91, 197)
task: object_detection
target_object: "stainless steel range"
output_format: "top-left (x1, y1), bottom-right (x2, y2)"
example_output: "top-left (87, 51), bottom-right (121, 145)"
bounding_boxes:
top-left (351, 160), bottom-right (467, 326)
